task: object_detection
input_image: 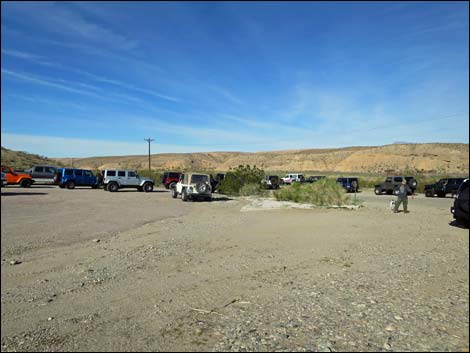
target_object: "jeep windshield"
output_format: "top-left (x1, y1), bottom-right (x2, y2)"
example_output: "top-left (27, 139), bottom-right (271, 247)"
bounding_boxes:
top-left (191, 175), bottom-right (209, 183)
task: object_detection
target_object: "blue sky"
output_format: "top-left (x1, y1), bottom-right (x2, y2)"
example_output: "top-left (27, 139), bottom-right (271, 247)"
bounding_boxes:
top-left (1, 1), bottom-right (469, 157)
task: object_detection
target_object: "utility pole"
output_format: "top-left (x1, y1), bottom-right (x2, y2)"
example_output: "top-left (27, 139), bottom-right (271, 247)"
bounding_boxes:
top-left (144, 138), bottom-right (155, 172)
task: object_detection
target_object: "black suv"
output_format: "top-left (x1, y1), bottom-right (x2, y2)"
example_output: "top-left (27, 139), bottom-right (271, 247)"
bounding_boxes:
top-left (424, 178), bottom-right (465, 198)
top-left (451, 179), bottom-right (469, 226)
top-left (336, 177), bottom-right (359, 193)
top-left (374, 176), bottom-right (417, 195)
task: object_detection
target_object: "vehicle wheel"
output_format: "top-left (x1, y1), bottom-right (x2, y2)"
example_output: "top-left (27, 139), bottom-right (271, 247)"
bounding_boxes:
top-left (66, 181), bottom-right (75, 189)
top-left (143, 182), bottom-right (153, 192)
top-left (169, 182), bottom-right (177, 189)
top-left (374, 187), bottom-right (382, 195)
top-left (171, 187), bottom-right (178, 198)
top-left (108, 182), bottom-right (119, 192)
top-left (425, 189), bottom-right (433, 197)
top-left (410, 179), bottom-right (418, 188)
top-left (21, 179), bottom-right (32, 188)
top-left (181, 189), bottom-right (188, 201)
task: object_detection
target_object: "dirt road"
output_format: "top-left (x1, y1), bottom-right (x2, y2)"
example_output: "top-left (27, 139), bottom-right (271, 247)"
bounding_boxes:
top-left (1, 186), bottom-right (468, 351)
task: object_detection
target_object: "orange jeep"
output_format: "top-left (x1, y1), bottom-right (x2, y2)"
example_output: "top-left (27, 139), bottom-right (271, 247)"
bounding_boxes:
top-left (0, 166), bottom-right (33, 188)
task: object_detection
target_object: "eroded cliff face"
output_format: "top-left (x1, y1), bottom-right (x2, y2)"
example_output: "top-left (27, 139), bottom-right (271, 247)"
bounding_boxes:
top-left (52, 143), bottom-right (469, 174)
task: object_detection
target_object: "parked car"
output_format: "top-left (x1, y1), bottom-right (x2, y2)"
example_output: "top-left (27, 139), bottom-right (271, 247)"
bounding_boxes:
top-left (304, 176), bottom-right (326, 183)
top-left (172, 173), bottom-right (212, 201)
top-left (210, 173), bottom-right (226, 192)
top-left (1, 172), bottom-right (7, 187)
top-left (281, 173), bottom-right (305, 184)
top-left (374, 176), bottom-right (417, 195)
top-left (1, 166), bottom-right (33, 188)
top-left (161, 171), bottom-right (181, 189)
top-left (24, 165), bottom-right (58, 184)
top-left (424, 178), bottom-right (466, 198)
top-left (54, 168), bottom-right (98, 189)
top-left (262, 175), bottom-right (280, 189)
top-left (336, 177), bottom-right (359, 193)
top-left (103, 169), bottom-right (154, 192)
top-left (451, 179), bottom-right (469, 226)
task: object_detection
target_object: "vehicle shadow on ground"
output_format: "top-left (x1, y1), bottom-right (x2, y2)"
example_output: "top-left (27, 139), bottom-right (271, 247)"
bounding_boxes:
top-left (448, 220), bottom-right (469, 229)
top-left (1, 192), bottom-right (48, 196)
top-left (210, 196), bottom-right (232, 202)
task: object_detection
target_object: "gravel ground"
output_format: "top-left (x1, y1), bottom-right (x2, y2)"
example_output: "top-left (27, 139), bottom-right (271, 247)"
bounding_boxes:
top-left (1, 186), bottom-right (468, 352)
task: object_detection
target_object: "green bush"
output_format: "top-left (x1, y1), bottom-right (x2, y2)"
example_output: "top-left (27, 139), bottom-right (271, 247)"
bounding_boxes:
top-left (219, 165), bottom-right (265, 196)
top-left (137, 170), bottom-right (162, 184)
top-left (274, 178), bottom-right (352, 206)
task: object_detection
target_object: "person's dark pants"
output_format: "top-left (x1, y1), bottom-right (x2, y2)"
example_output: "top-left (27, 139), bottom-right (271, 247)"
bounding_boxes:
top-left (394, 196), bottom-right (408, 212)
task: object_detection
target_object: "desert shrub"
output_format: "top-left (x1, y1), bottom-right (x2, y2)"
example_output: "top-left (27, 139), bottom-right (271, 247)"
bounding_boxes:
top-left (137, 170), bottom-right (162, 184)
top-left (274, 178), bottom-right (351, 206)
top-left (219, 165), bottom-right (265, 196)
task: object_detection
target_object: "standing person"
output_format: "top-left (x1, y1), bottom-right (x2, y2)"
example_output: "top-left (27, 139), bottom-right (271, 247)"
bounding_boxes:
top-left (394, 180), bottom-right (412, 213)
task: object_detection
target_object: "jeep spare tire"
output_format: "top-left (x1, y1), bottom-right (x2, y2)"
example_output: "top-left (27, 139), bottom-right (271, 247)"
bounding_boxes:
top-left (143, 182), bottom-right (153, 193)
top-left (196, 183), bottom-right (208, 193)
top-left (409, 179), bottom-right (418, 188)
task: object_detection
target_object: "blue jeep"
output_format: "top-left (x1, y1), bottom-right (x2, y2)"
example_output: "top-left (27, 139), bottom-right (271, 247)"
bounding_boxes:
top-left (336, 177), bottom-right (360, 193)
top-left (54, 168), bottom-right (98, 189)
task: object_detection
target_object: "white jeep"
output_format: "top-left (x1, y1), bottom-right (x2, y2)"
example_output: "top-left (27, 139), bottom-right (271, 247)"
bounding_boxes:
top-left (103, 169), bottom-right (154, 192)
top-left (281, 173), bottom-right (305, 184)
top-left (171, 173), bottom-right (212, 201)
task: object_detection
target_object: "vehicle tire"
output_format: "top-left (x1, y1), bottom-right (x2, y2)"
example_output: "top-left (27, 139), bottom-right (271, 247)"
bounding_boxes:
top-left (374, 187), bottom-right (382, 195)
top-left (196, 183), bottom-right (208, 193)
top-left (169, 182), bottom-right (177, 189)
top-left (20, 179), bottom-right (32, 188)
top-left (351, 180), bottom-right (358, 193)
top-left (108, 182), bottom-right (119, 192)
top-left (181, 189), bottom-right (188, 201)
top-left (425, 189), bottom-right (433, 197)
top-left (143, 182), bottom-right (153, 193)
top-left (171, 187), bottom-right (178, 198)
top-left (66, 181), bottom-right (75, 189)
top-left (409, 179), bottom-right (418, 189)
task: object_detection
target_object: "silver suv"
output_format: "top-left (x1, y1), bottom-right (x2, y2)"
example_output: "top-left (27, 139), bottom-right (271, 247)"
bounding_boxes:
top-left (103, 170), bottom-right (154, 192)
top-left (171, 173), bottom-right (212, 201)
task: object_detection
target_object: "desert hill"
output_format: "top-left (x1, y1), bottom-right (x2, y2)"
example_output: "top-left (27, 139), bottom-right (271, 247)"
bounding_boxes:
top-left (1, 147), bottom-right (64, 170)
top-left (50, 143), bottom-right (469, 175)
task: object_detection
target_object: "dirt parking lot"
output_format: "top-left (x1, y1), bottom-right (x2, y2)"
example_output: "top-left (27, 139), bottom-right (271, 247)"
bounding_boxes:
top-left (1, 186), bottom-right (468, 352)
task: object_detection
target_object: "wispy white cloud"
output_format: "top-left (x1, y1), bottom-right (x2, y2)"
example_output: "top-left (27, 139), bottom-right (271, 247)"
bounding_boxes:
top-left (5, 2), bottom-right (139, 51)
